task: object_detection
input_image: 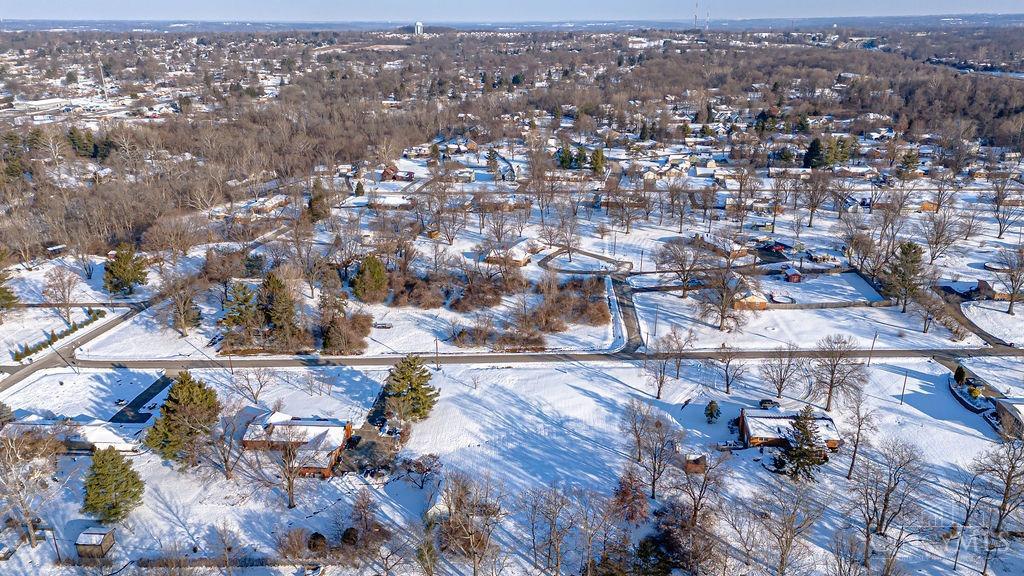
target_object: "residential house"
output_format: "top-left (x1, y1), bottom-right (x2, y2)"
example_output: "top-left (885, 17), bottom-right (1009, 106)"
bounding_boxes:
top-left (242, 410), bottom-right (354, 479)
top-left (738, 408), bottom-right (842, 450)
top-left (993, 398), bottom-right (1024, 438)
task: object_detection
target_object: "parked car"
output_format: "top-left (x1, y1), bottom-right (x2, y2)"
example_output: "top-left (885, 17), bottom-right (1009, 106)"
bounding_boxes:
top-left (759, 399), bottom-right (781, 409)
top-left (303, 564), bottom-right (326, 576)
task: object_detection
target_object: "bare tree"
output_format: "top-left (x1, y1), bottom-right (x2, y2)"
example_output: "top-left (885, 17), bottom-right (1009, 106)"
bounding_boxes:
top-left (42, 266), bottom-right (82, 324)
top-left (672, 451), bottom-right (730, 527)
top-left (233, 368), bottom-right (276, 404)
top-left (825, 529), bottom-right (868, 576)
top-left (810, 334), bottom-right (866, 412)
top-left (993, 247), bottom-right (1024, 315)
top-left (759, 342), bottom-right (804, 399)
top-left (439, 472), bottom-right (507, 576)
top-left (572, 488), bottom-right (615, 576)
top-left (844, 386), bottom-right (877, 480)
top-left (755, 479), bottom-right (823, 576)
top-left (209, 521), bottom-right (241, 576)
top-left (919, 209), bottom-right (959, 264)
top-left (0, 430), bottom-right (63, 548)
top-left (973, 440), bottom-right (1024, 538)
top-left (205, 398), bottom-right (248, 481)
top-left (655, 239), bottom-right (707, 298)
top-left (712, 345), bottom-right (747, 395)
top-left (621, 398), bottom-right (653, 464)
top-left (636, 413), bottom-right (682, 499)
top-left (951, 467), bottom-right (989, 571)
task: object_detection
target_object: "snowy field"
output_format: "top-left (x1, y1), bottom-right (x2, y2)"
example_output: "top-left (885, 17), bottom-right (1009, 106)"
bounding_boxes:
top-left (0, 306), bottom-right (113, 361)
top-left (758, 272), bottom-right (886, 305)
top-left (0, 356), bottom-right (1019, 575)
top-left (0, 367), bottom-right (163, 421)
top-left (962, 300), bottom-right (1024, 346)
top-left (634, 290), bottom-right (984, 351)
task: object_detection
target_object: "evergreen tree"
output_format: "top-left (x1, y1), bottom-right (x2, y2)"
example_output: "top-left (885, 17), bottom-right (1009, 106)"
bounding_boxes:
top-left (82, 447), bottom-right (145, 523)
top-left (0, 400), bottom-right (13, 428)
top-left (486, 149), bottom-right (499, 174)
top-left (308, 180), bottom-right (330, 222)
top-left (884, 241), bottom-right (926, 313)
top-left (705, 400), bottom-right (721, 424)
top-left (353, 255), bottom-right (388, 303)
top-left (258, 271), bottom-right (299, 343)
top-left (775, 405), bottom-right (826, 482)
top-left (699, 124), bottom-right (714, 137)
top-left (354, 180), bottom-right (365, 196)
top-left (591, 147), bottom-right (606, 174)
top-left (429, 143), bottom-right (440, 160)
top-left (384, 354), bottom-right (438, 422)
top-left (144, 371), bottom-right (221, 466)
top-left (954, 365), bottom-right (967, 386)
top-left (0, 269), bottom-right (19, 325)
top-left (896, 149), bottom-right (920, 179)
top-left (223, 282), bottom-right (258, 338)
top-left (103, 244), bottom-right (148, 295)
top-left (678, 122), bottom-right (691, 139)
top-left (575, 145), bottom-right (588, 169)
top-left (803, 137), bottom-right (827, 169)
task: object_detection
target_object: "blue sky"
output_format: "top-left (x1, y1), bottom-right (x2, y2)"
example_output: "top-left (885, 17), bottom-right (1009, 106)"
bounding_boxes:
top-left (3, 0), bottom-right (1024, 22)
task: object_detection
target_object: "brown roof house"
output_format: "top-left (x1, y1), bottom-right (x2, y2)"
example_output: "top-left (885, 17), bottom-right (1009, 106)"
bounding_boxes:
top-left (738, 408), bottom-right (842, 450)
top-left (242, 410), bottom-right (354, 479)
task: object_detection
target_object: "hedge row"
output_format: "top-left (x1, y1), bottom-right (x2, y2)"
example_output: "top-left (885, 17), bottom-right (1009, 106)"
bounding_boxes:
top-left (12, 308), bottom-right (107, 361)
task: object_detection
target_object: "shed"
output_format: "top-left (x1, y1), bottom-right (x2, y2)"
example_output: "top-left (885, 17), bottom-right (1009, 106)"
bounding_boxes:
top-left (75, 526), bottom-right (115, 559)
top-left (784, 267), bottom-right (802, 283)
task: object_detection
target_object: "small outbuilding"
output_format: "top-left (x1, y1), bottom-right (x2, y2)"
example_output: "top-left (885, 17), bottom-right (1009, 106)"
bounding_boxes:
top-left (75, 526), bottom-right (115, 559)
top-left (783, 267), bottom-right (802, 283)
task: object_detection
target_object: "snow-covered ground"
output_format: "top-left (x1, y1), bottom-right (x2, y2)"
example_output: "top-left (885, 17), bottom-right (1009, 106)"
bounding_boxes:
top-left (758, 272), bottom-right (886, 305)
top-left (0, 355), bottom-right (1018, 575)
top-left (0, 307), bottom-right (111, 361)
top-left (962, 300), bottom-right (1024, 346)
top-left (634, 290), bottom-right (983, 350)
top-left (0, 367), bottom-right (163, 421)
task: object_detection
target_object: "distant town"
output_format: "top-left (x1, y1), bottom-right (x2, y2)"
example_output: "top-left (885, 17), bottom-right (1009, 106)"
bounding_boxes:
top-left (0, 12), bottom-right (1023, 576)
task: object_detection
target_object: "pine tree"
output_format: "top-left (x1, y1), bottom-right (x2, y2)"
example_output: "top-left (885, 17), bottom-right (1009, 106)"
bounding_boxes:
top-left (384, 354), bottom-right (438, 422)
top-left (258, 272), bottom-right (299, 343)
top-left (82, 447), bottom-right (145, 523)
top-left (223, 283), bottom-right (258, 341)
top-left (776, 405), bottom-right (826, 482)
top-left (354, 181), bottom-right (365, 196)
top-left (486, 149), bottom-right (499, 174)
top-left (884, 241), bottom-right (926, 313)
top-left (575, 145), bottom-right (588, 169)
top-left (353, 255), bottom-right (388, 303)
top-left (308, 180), bottom-right (330, 222)
top-left (103, 244), bottom-right (148, 295)
top-left (803, 137), bottom-right (826, 169)
top-left (591, 147), bottom-right (606, 174)
top-left (705, 400), bottom-right (721, 424)
top-left (0, 400), bottom-right (13, 428)
top-left (144, 371), bottom-right (221, 466)
top-left (0, 269), bottom-right (19, 325)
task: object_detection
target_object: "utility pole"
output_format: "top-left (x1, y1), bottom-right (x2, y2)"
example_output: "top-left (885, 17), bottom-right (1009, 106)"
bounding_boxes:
top-left (434, 337), bottom-right (440, 371)
top-left (867, 331), bottom-right (878, 366)
top-left (899, 370), bottom-right (909, 405)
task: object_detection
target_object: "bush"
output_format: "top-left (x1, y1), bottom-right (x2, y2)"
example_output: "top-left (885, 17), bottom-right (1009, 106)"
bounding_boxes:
top-left (969, 386), bottom-right (982, 399)
top-left (277, 528), bottom-right (309, 559)
top-left (954, 365), bottom-right (967, 386)
top-left (307, 532), bottom-right (328, 554)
